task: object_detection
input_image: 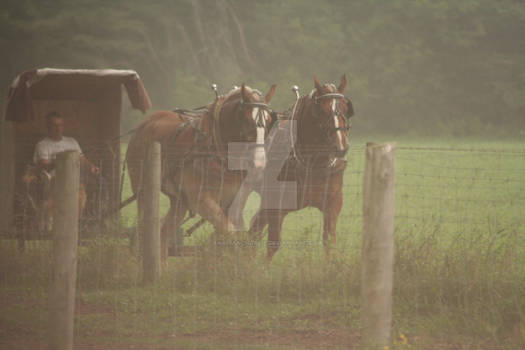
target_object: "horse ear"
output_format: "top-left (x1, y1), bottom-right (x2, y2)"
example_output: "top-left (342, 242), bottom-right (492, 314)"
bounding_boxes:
top-left (314, 76), bottom-right (323, 92)
top-left (265, 84), bottom-right (277, 103)
top-left (338, 74), bottom-right (347, 93)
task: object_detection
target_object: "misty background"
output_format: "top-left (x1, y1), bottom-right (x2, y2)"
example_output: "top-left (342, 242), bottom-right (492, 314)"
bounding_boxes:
top-left (1, 0), bottom-right (524, 137)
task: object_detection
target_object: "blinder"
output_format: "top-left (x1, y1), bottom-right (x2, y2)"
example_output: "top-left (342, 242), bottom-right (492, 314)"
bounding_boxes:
top-left (345, 97), bottom-right (354, 119)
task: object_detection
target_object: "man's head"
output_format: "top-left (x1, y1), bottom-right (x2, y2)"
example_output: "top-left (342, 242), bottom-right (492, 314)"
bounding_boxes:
top-left (45, 111), bottom-right (64, 141)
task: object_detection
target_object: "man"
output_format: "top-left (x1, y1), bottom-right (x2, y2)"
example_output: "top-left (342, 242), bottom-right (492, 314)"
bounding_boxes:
top-left (33, 111), bottom-right (100, 175)
top-left (24, 111), bottom-right (98, 232)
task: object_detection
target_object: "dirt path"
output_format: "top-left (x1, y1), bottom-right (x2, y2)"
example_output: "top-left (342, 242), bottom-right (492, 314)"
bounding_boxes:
top-left (0, 291), bottom-right (502, 349)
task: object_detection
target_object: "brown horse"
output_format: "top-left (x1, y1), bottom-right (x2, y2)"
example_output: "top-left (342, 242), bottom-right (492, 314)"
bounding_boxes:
top-left (126, 84), bottom-right (276, 262)
top-left (20, 163), bottom-right (87, 234)
top-left (236, 75), bottom-right (353, 260)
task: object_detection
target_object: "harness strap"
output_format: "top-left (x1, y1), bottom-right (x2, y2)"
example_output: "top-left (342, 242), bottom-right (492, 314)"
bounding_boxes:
top-left (210, 96), bottom-right (227, 158)
top-left (173, 106), bottom-right (208, 117)
top-left (165, 115), bottom-right (205, 177)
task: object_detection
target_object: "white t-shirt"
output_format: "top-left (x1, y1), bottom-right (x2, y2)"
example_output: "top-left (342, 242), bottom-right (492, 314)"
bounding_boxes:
top-left (33, 136), bottom-right (82, 164)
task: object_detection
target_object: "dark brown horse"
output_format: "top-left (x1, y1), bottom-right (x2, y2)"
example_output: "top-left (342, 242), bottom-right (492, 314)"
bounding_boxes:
top-left (126, 84), bottom-right (276, 262)
top-left (234, 75), bottom-right (353, 260)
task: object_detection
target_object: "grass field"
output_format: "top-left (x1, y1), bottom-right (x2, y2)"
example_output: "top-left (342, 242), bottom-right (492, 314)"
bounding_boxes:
top-left (1, 137), bottom-right (524, 349)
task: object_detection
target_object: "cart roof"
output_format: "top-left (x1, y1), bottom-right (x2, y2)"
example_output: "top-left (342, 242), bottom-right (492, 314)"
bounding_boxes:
top-left (4, 68), bottom-right (152, 122)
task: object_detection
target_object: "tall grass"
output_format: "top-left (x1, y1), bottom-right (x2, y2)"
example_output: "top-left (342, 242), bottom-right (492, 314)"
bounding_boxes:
top-left (2, 139), bottom-right (524, 348)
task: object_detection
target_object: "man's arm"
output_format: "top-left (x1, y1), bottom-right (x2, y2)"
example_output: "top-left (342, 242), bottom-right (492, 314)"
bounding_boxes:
top-left (70, 137), bottom-right (99, 175)
top-left (80, 154), bottom-right (100, 175)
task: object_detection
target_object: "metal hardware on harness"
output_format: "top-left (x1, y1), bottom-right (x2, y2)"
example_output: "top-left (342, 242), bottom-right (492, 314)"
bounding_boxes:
top-left (211, 83), bottom-right (219, 100)
top-left (292, 85), bottom-right (300, 99)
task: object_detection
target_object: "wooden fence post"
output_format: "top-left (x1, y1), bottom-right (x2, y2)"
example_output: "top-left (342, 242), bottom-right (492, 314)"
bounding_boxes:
top-left (143, 142), bottom-right (161, 284)
top-left (48, 151), bottom-right (80, 350)
top-left (0, 118), bottom-right (14, 235)
top-left (361, 142), bottom-right (396, 349)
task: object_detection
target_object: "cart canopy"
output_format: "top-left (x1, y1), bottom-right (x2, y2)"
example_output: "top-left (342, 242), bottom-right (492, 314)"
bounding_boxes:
top-left (5, 68), bottom-right (152, 122)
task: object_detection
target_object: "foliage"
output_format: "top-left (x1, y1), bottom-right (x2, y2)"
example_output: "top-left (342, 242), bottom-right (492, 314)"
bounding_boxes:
top-left (1, 0), bottom-right (524, 136)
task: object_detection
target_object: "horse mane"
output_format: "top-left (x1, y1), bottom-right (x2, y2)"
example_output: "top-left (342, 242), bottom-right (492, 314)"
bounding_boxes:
top-left (223, 85), bottom-right (263, 102)
top-left (308, 83), bottom-right (337, 99)
top-left (224, 87), bottom-right (242, 99)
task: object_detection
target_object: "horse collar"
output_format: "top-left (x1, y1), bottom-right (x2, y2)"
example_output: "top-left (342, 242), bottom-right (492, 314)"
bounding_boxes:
top-left (208, 95), bottom-right (227, 158)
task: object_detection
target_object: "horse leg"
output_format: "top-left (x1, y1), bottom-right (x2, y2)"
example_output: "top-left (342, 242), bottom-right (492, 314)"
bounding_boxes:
top-left (197, 193), bottom-right (235, 237)
top-left (226, 180), bottom-right (252, 231)
top-left (45, 199), bottom-right (53, 233)
top-left (322, 194), bottom-right (343, 258)
top-left (249, 208), bottom-right (270, 240)
top-left (161, 197), bottom-right (187, 262)
top-left (266, 210), bottom-right (286, 261)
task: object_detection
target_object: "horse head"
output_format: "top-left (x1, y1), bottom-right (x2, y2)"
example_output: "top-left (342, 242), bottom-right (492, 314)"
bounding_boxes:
top-left (218, 83), bottom-right (277, 175)
top-left (300, 74), bottom-right (353, 159)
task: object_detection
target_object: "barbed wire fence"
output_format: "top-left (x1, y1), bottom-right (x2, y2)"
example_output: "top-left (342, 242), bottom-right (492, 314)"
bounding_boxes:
top-left (1, 141), bottom-right (524, 348)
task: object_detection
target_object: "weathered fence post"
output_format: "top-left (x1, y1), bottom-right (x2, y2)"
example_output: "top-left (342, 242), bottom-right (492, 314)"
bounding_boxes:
top-left (48, 151), bottom-right (80, 350)
top-left (361, 142), bottom-right (396, 349)
top-left (0, 118), bottom-right (14, 236)
top-left (143, 142), bottom-right (161, 284)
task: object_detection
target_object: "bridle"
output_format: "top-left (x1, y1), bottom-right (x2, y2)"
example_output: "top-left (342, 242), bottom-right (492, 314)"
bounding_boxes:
top-left (289, 84), bottom-right (351, 169)
top-left (238, 90), bottom-right (272, 148)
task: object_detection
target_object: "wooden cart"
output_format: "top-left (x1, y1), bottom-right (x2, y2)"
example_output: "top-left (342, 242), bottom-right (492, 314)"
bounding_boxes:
top-left (1, 68), bottom-right (152, 240)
